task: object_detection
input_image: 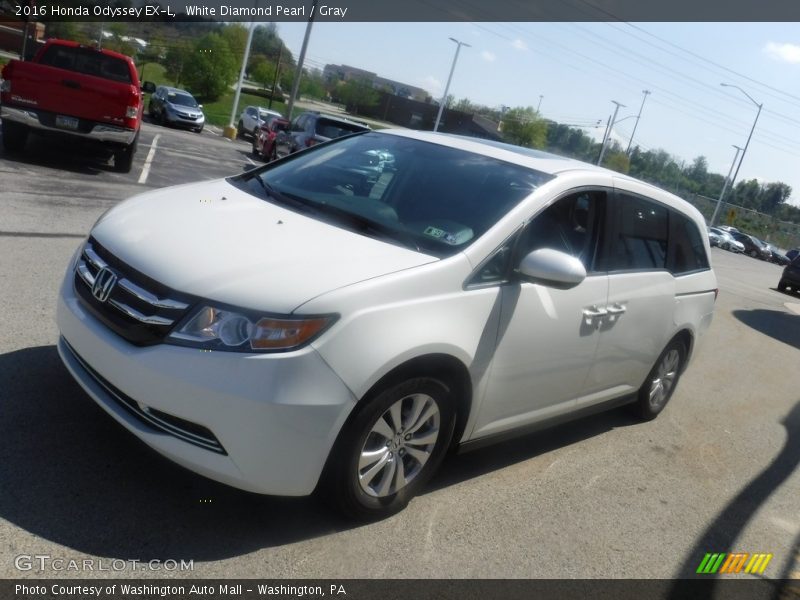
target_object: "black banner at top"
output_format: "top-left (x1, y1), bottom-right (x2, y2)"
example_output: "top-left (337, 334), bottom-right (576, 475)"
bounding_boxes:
top-left (3, 0), bottom-right (800, 23)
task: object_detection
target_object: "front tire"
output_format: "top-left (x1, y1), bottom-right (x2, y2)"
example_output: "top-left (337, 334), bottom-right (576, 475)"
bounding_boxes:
top-left (634, 339), bottom-right (686, 421)
top-left (322, 377), bottom-right (456, 520)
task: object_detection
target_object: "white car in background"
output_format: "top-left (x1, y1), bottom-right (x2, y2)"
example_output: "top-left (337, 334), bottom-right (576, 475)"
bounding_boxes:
top-left (237, 105), bottom-right (283, 138)
top-left (709, 226), bottom-right (744, 253)
top-left (57, 131), bottom-right (717, 519)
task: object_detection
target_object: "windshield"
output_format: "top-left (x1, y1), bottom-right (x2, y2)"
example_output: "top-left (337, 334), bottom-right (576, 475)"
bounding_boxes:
top-left (231, 132), bottom-right (552, 257)
top-left (168, 93), bottom-right (198, 107)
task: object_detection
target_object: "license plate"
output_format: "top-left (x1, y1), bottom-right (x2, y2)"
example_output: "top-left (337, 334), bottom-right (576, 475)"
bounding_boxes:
top-left (55, 115), bottom-right (79, 130)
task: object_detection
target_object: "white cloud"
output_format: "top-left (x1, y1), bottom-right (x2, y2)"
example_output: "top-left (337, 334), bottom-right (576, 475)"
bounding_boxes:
top-left (511, 39), bottom-right (528, 51)
top-left (481, 51), bottom-right (496, 62)
top-left (421, 75), bottom-right (443, 95)
top-left (764, 41), bottom-right (800, 63)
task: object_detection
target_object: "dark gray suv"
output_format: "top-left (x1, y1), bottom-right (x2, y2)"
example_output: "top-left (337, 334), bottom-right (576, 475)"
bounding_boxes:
top-left (277, 112), bottom-right (369, 156)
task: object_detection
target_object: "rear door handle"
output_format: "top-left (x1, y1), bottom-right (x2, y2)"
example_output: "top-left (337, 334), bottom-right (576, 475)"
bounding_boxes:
top-left (606, 303), bottom-right (627, 315)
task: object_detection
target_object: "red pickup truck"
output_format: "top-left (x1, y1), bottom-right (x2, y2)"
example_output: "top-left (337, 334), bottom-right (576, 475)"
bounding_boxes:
top-left (0, 39), bottom-right (152, 172)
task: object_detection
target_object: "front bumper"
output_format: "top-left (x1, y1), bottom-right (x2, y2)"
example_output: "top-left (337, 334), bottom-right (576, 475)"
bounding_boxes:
top-left (165, 110), bottom-right (205, 129)
top-left (1, 105), bottom-right (137, 145)
top-left (56, 270), bottom-right (357, 496)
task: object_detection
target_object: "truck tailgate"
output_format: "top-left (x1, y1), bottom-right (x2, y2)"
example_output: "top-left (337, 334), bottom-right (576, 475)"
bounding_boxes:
top-left (7, 61), bottom-right (136, 126)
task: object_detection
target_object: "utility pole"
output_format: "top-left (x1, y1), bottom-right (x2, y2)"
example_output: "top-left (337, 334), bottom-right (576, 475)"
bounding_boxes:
top-left (433, 37), bottom-right (471, 132)
top-left (286, 0), bottom-right (318, 121)
top-left (597, 100), bottom-right (625, 166)
top-left (536, 95), bottom-right (543, 113)
top-left (710, 145), bottom-right (743, 226)
top-left (226, 19), bottom-right (256, 139)
top-left (268, 45), bottom-right (283, 110)
top-left (626, 89), bottom-right (651, 154)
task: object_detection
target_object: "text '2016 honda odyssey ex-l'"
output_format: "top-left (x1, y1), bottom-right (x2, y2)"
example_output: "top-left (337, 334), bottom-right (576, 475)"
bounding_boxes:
top-left (57, 130), bottom-right (717, 518)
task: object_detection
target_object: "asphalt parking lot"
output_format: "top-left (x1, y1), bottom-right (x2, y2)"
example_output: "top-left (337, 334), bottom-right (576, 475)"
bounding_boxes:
top-left (0, 121), bottom-right (798, 584)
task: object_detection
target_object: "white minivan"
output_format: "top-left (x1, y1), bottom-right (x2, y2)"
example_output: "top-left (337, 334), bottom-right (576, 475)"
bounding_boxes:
top-left (57, 130), bottom-right (716, 518)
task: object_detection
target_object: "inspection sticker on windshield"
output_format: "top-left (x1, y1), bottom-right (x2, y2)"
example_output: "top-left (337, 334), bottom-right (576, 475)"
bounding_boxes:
top-left (424, 226), bottom-right (459, 245)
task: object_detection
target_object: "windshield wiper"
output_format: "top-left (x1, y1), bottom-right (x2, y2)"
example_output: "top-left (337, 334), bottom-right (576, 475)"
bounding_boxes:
top-left (246, 175), bottom-right (312, 214)
top-left (306, 201), bottom-right (422, 252)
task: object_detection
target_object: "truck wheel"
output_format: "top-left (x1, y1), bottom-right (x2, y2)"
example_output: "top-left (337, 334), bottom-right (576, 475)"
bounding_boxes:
top-left (2, 121), bottom-right (28, 152)
top-left (114, 135), bottom-right (138, 173)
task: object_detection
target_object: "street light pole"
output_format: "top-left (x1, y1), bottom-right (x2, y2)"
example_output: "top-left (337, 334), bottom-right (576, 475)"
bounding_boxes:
top-left (719, 83), bottom-right (763, 209)
top-left (537, 95), bottom-right (543, 113)
top-left (710, 145), bottom-right (743, 226)
top-left (433, 37), bottom-right (471, 132)
top-left (597, 100), bottom-right (625, 165)
top-left (626, 89), bottom-right (650, 154)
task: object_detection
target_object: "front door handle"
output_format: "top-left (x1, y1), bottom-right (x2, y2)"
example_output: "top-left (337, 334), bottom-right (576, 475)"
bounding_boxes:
top-left (582, 306), bottom-right (608, 319)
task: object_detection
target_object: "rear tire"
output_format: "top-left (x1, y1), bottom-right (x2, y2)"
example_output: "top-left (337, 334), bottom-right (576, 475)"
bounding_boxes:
top-left (114, 133), bottom-right (138, 173)
top-left (778, 279), bottom-right (788, 292)
top-left (237, 120), bottom-right (244, 138)
top-left (634, 339), bottom-right (686, 421)
top-left (2, 120), bottom-right (28, 152)
top-left (321, 377), bottom-right (456, 520)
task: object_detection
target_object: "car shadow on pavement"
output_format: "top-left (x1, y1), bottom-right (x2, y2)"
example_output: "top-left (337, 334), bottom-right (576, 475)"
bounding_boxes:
top-left (732, 308), bottom-right (800, 351)
top-left (666, 401), bottom-right (800, 598)
top-left (428, 406), bottom-right (639, 495)
top-left (0, 344), bottom-right (644, 563)
top-left (0, 135), bottom-right (116, 175)
top-left (0, 345), bottom-right (346, 563)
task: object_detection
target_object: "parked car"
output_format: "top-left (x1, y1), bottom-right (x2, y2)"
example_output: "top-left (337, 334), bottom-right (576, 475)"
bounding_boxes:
top-left (56, 130), bottom-right (717, 519)
top-left (252, 116), bottom-right (290, 161)
top-left (238, 106), bottom-right (283, 138)
top-left (778, 255), bottom-right (800, 294)
top-left (765, 244), bottom-right (791, 265)
top-left (718, 225), bottom-right (740, 234)
top-left (730, 231), bottom-right (771, 260)
top-left (148, 86), bottom-right (205, 133)
top-left (707, 228), bottom-right (723, 248)
top-left (751, 237), bottom-right (774, 261)
top-left (0, 39), bottom-right (146, 172)
top-left (708, 227), bottom-right (744, 253)
top-left (277, 111), bottom-right (370, 156)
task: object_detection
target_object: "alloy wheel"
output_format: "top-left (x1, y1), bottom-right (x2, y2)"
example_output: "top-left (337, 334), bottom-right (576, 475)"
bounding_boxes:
top-left (648, 348), bottom-right (680, 410)
top-left (357, 393), bottom-right (440, 498)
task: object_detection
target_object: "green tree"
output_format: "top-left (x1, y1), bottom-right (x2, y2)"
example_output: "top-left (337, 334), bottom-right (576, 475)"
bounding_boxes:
top-left (249, 55), bottom-right (275, 90)
top-left (604, 150), bottom-right (630, 174)
top-left (184, 33), bottom-right (238, 100)
top-left (336, 78), bottom-right (379, 114)
top-left (501, 107), bottom-right (548, 149)
top-left (164, 39), bottom-right (193, 87)
top-left (759, 182), bottom-right (792, 214)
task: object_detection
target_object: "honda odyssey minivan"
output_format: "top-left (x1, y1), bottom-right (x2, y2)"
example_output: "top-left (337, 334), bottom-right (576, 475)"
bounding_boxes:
top-left (57, 130), bottom-right (716, 518)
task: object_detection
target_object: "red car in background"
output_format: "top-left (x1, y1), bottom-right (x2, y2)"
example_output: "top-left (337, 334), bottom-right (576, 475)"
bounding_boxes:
top-left (251, 116), bottom-right (289, 162)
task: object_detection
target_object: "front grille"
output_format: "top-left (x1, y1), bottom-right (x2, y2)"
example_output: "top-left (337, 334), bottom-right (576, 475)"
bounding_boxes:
top-left (63, 338), bottom-right (227, 454)
top-left (74, 238), bottom-right (194, 345)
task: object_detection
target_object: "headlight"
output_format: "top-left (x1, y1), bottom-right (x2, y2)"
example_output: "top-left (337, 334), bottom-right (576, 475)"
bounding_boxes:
top-left (167, 305), bottom-right (335, 352)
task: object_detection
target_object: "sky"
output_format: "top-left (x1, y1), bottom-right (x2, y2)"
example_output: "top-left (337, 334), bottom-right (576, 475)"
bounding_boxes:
top-left (272, 22), bottom-right (800, 207)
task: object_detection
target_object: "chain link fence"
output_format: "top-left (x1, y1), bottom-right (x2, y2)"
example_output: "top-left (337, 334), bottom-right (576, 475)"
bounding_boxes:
top-left (685, 194), bottom-right (800, 252)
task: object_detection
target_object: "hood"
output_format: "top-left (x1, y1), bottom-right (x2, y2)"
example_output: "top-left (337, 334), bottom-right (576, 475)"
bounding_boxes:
top-left (92, 179), bottom-right (437, 313)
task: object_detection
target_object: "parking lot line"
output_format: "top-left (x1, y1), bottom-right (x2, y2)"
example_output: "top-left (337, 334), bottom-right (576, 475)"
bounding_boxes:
top-left (137, 134), bottom-right (160, 185)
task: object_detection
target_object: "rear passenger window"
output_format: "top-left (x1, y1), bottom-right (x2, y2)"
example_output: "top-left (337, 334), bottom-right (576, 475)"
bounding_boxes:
top-left (609, 193), bottom-right (668, 271)
top-left (668, 213), bottom-right (709, 274)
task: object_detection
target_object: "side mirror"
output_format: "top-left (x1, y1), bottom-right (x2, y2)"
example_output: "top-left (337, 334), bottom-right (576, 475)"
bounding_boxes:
top-left (517, 248), bottom-right (586, 289)
top-left (141, 81), bottom-right (156, 94)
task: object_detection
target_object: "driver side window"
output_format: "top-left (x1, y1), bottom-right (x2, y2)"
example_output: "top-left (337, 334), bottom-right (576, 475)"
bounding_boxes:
top-left (520, 190), bottom-right (605, 272)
